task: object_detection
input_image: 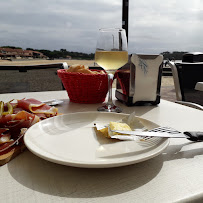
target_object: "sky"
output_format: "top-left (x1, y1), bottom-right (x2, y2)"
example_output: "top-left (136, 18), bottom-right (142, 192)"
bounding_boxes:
top-left (0, 0), bottom-right (203, 54)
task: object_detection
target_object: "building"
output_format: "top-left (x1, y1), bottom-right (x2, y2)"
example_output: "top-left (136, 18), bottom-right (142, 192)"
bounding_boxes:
top-left (0, 47), bottom-right (47, 59)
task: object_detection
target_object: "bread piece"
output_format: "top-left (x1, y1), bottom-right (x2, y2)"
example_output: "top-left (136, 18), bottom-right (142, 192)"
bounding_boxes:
top-left (108, 122), bottom-right (132, 137)
top-left (97, 127), bottom-right (110, 138)
top-left (97, 122), bottom-right (132, 138)
top-left (66, 64), bottom-right (105, 74)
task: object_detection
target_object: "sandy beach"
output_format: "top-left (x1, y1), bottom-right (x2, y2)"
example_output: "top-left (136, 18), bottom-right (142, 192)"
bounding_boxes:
top-left (0, 59), bottom-right (176, 102)
top-left (0, 59), bottom-right (95, 66)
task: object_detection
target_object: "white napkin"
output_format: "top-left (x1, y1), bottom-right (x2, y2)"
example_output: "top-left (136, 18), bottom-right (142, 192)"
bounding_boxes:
top-left (131, 54), bottom-right (163, 103)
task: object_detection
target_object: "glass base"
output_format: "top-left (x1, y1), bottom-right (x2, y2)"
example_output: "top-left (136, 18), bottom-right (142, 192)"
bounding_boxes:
top-left (97, 104), bottom-right (122, 113)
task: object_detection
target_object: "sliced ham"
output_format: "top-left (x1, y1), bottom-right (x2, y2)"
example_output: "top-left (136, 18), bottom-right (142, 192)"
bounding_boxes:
top-left (0, 134), bottom-right (11, 144)
top-left (0, 141), bottom-right (15, 155)
top-left (17, 98), bottom-right (58, 117)
top-left (13, 107), bottom-right (24, 114)
top-left (0, 129), bottom-right (11, 145)
top-left (0, 111), bottom-right (40, 153)
top-left (0, 98), bottom-right (58, 156)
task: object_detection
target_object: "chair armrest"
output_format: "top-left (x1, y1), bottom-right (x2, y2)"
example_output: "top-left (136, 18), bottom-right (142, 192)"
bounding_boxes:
top-left (175, 101), bottom-right (203, 110)
top-left (62, 62), bottom-right (68, 69)
top-left (167, 61), bottom-right (183, 101)
top-left (195, 82), bottom-right (203, 91)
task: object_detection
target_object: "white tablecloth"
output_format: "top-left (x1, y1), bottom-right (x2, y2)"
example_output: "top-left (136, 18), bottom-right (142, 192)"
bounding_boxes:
top-left (0, 89), bottom-right (203, 203)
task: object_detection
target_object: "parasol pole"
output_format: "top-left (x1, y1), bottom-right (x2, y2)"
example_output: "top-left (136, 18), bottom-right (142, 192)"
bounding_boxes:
top-left (122, 0), bottom-right (129, 42)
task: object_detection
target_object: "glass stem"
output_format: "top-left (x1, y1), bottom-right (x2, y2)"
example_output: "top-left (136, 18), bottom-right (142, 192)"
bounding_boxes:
top-left (106, 73), bottom-right (114, 106)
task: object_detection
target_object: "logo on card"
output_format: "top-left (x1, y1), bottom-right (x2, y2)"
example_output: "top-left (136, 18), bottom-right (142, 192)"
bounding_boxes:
top-left (138, 58), bottom-right (148, 75)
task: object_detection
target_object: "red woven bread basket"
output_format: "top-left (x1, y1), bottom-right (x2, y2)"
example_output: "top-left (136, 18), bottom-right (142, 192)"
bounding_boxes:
top-left (57, 69), bottom-right (108, 103)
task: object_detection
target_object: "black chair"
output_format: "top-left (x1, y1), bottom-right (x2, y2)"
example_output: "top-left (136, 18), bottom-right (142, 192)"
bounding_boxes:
top-left (0, 62), bottom-right (68, 93)
top-left (167, 61), bottom-right (203, 110)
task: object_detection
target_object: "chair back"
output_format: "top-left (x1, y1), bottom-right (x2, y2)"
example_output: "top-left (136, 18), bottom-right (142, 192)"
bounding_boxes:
top-left (168, 61), bottom-right (203, 106)
top-left (176, 62), bottom-right (203, 89)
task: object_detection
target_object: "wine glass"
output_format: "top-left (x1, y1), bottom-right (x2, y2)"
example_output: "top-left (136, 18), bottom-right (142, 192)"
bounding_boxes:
top-left (95, 28), bottom-right (128, 112)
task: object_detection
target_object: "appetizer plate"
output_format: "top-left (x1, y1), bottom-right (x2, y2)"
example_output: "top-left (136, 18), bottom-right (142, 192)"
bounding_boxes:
top-left (24, 112), bottom-right (169, 168)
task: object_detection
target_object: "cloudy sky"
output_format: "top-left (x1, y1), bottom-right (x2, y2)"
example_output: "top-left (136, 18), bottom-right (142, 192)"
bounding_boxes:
top-left (0, 0), bottom-right (203, 54)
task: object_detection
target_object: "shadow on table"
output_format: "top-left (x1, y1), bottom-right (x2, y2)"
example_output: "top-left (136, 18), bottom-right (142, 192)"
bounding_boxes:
top-left (162, 141), bottom-right (203, 161)
top-left (7, 150), bottom-right (163, 198)
top-left (58, 99), bottom-right (158, 117)
top-left (7, 141), bottom-right (203, 198)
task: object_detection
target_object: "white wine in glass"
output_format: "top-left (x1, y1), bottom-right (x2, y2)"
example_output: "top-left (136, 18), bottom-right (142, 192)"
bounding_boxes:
top-left (95, 28), bottom-right (128, 112)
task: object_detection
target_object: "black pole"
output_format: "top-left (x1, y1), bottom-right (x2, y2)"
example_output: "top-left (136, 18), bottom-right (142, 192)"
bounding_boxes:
top-left (122, 0), bottom-right (129, 42)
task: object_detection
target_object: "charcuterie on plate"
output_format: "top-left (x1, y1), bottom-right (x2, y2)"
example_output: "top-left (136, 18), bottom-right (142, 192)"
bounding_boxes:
top-left (0, 98), bottom-right (58, 165)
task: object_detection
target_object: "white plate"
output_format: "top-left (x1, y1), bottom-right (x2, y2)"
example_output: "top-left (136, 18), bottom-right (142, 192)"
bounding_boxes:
top-left (24, 112), bottom-right (169, 168)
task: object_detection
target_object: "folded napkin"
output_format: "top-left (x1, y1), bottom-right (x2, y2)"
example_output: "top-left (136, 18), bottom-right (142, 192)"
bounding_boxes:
top-left (131, 54), bottom-right (163, 103)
